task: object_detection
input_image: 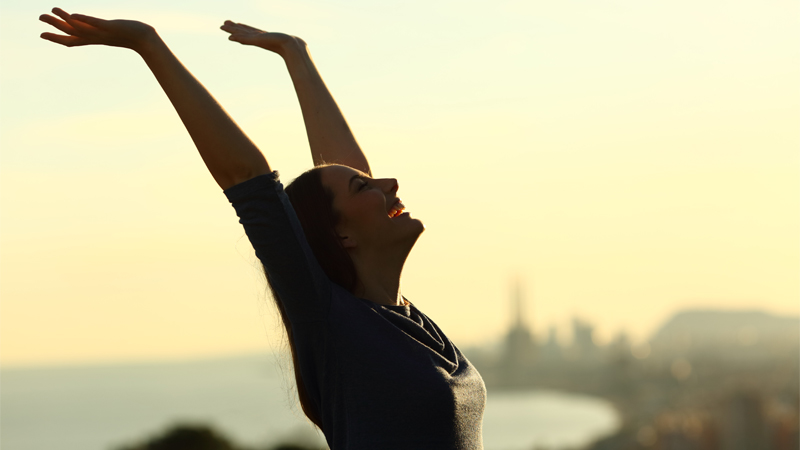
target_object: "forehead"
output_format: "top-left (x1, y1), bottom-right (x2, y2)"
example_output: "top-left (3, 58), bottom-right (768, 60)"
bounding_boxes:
top-left (319, 164), bottom-right (366, 193)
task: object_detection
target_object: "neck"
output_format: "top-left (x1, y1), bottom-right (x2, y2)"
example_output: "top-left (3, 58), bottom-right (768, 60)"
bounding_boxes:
top-left (350, 248), bottom-right (409, 307)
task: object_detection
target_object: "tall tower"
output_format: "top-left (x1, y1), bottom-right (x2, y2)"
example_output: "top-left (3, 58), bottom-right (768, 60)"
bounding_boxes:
top-left (502, 277), bottom-right (536, 384)
top-left (512, 277), bottom-right (525, 330)
top-left (509, 276), bottom-right (533, 338)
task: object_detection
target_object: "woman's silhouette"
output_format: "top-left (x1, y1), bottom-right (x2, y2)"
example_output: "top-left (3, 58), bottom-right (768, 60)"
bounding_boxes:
top-left (40, 8), bottom-right (486, 449)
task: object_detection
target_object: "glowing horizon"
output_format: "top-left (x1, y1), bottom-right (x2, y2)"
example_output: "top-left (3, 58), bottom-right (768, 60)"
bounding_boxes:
top-left (1, 0), bottom-right (798, 367)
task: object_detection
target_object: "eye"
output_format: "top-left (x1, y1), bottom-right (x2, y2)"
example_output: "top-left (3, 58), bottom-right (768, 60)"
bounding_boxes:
top-left (357, 178), bottom-right (369, 190)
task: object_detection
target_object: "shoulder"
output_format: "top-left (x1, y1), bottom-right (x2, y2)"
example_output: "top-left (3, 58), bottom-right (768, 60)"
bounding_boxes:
top-left (223, 171), bottom-right (282, 203)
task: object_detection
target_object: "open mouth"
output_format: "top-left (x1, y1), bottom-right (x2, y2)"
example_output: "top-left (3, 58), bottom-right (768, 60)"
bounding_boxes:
top-left (388, 200), bottom-right (405, 218)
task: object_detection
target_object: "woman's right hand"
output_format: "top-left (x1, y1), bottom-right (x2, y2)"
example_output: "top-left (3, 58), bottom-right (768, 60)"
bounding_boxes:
top-left (39, 7), bottom-right (156, 53)
top-left (220, 21), bottom-right (305, 57)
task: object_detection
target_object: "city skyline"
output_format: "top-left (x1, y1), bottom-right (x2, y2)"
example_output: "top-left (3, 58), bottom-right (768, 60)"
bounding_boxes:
top-left (469, 283), bottom-right (799, 450)
top-left (478, 277), bottom-right (799, 350)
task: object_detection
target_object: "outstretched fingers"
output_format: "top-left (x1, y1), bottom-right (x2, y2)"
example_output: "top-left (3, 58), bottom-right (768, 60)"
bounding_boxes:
top-left (219, 21), bottom-right (301, 54)
top-left (40, 32), bottom-right (89, 47)
top-left (51, 8), bottom-right (97, 34)
top-left (39, 13), bottom-right (74, 35)
top-left (70, 13), bottom-right (107, 28)
top-left (220, 20), bottom-right (270, 45)
top-left (40, 8), bottom-right (157, 52)
top-left (39, 15), bottom-right (85, 46)
top-left (39, 8), bottom-right (101, 47)
top-left (221, 20), bottom-right (266, 34)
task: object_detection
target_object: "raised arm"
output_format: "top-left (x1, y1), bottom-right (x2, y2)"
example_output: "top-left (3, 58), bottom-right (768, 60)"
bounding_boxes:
top-left (221, 22), bottom-right (371, 176)
top-left (39, 8), bottom-right (271, 190)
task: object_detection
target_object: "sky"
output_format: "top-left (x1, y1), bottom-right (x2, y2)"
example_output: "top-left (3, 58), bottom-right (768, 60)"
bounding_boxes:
top-left (1, 0), bottom-right (798, 367)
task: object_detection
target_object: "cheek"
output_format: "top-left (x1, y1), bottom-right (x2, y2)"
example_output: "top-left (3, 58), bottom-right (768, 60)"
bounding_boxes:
top-left (341, 196), bottom-right (385, 229)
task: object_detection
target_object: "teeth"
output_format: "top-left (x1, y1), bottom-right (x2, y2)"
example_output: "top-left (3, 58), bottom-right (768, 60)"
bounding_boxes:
top-left (388, 207), bottom-right (404, 218)
top-left (388, 199), bottom-right (406, 218)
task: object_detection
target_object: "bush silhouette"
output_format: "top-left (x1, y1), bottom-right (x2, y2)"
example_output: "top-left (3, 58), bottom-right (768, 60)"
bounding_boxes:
top-left (118, 424), bottom-right (236, 450)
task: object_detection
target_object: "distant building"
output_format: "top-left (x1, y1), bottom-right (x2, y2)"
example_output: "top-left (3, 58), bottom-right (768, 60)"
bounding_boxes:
top-left (607, 331), bottom-right (632, 363)
top-left (568, 317), bottom-right (599, 362)
top-left (540, 325), bottom-right (562, 361)
top-left (717, 390), bottom-right (770, 450)
top-left (499, 279), bottom-right (535, 384)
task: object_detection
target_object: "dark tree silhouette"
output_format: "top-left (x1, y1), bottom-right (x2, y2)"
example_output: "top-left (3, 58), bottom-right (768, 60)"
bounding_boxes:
top-left (117, 424), bottom-right (237, 450)
top-left (116, 423), bottom-right (324, 450)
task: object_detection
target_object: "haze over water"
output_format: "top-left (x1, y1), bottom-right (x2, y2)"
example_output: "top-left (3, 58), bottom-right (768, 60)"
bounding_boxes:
top-left (0, 354), bottom-right (620, 450)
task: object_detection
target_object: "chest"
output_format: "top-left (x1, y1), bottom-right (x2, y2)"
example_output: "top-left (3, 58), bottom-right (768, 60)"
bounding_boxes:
top-left (327, 301), bottom-right (486, 415)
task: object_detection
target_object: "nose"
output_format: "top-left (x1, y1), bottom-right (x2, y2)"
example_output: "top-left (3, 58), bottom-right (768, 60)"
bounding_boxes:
top-left (380, 178), bottom-right (399, 194)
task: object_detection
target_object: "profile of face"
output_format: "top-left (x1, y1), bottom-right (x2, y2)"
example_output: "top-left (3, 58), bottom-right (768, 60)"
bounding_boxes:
top-left (319, 165), bottom-right (424, 260)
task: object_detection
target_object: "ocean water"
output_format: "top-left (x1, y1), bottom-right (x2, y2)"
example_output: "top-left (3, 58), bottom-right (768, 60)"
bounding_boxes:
top-left (1, 354), bottom-right (619, 450)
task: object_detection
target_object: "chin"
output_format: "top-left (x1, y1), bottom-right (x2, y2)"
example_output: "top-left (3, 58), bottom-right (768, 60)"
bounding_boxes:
top-left (393, 216), bottom-right (424, 252)
top-left (411, 217), bottom-right (425, 235)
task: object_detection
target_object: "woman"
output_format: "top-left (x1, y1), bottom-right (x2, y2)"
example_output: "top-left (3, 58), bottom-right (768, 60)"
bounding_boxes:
top-left (40, 8), bottom-right (486, 449)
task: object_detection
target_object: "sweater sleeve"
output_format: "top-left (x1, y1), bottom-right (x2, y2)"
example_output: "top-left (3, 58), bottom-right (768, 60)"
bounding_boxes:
top-left (224, 172), bottom-right (331, 322)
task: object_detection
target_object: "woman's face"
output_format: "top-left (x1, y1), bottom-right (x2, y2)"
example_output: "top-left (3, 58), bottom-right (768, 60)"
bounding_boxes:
top-left (319, 165), bottom-right (424, 255)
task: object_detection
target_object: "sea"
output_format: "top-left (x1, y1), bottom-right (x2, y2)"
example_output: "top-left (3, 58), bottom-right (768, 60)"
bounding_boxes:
top-left (1, 354), bottom-right (619, 450)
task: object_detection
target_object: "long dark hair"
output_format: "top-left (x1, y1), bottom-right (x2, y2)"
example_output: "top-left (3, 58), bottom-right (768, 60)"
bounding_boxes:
top-left (264, 165), bottom-right (358, 431)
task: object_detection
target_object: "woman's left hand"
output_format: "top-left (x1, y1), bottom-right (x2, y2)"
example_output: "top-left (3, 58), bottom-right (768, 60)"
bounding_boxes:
top-left (39, 7), bottom-right (156, 53)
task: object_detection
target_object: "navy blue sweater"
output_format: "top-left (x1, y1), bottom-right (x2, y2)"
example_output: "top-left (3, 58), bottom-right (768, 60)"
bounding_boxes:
top-left (225, 172), bottom-right (486, 449)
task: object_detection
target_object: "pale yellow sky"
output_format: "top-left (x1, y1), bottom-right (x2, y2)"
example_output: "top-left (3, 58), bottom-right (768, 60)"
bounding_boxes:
top-left (1, 0), bottom-right (798, 367)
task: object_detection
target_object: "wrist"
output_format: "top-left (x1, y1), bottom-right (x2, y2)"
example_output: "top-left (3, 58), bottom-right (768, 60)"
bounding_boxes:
top-left (132, 26), bottom-right (162, 56)
top-left (277, 36), bottom-right (309, 60)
